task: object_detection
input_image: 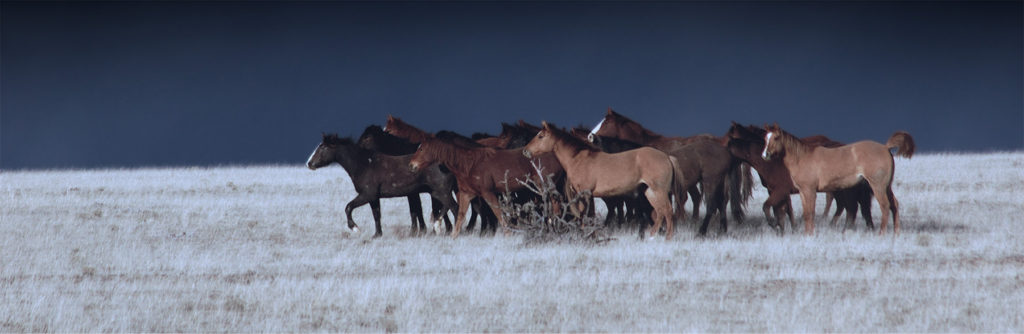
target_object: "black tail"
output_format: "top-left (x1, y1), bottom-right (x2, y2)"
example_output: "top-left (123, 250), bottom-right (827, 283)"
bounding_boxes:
top-left (726, 161), bottom-right (752, 223)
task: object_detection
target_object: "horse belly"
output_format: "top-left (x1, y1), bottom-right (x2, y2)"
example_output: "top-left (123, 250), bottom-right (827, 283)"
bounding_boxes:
top-left (818, 174), bottom-right (864, 192)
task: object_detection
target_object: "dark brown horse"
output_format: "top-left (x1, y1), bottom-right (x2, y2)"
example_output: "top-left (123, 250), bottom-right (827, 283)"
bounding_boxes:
top-left (524, 122), bottom-right (682, 240)
top-left (409, 132), bottom-right (563, 238)
top-left (725, 122), bottom-right (874, 231)
top-left (590, 108), bottom-right (753, 223)
top-left (357, 125), bottom-right (454, 234)
top-left (306, 134), bottom-right (457, 238)
top-left (762, 124), bottom-right (915, 235)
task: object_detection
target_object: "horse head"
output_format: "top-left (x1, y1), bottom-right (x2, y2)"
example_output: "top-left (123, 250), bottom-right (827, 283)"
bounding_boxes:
top-left (523, 121), bottom-right (556, 158)
top-left (761, 123), bottom-right (784, 161)
top-left (307, 133), bottom-right (353, 170)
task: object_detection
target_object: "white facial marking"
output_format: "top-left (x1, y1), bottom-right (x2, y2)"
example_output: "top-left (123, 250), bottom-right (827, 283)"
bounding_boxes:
top-left (590, 118), bottom-right (605, 135)
top-left (762, 132), bottom-right (773, 159)
top-left (306, 144), bottom-right (321, 168)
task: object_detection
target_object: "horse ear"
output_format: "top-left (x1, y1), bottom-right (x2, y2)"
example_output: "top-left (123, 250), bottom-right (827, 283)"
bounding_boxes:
top-left (606, 107), bottom-right (614, 115)
top-left (541, 120), bottom-right (550, 129)
top-left (386, 114), bottom-right (394, 121)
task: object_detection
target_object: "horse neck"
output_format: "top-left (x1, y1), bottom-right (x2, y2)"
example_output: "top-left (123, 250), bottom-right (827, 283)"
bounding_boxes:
top-left (549, 137), bottom-right (589, 167)
top-left (392, 122), bottom-right (433, 143)
top-left (332, 144), bottom-right (372, 178)
top-left (778, 131), bottom-right (814, 163)
top-left (379, 135), bottom-right (417, 154)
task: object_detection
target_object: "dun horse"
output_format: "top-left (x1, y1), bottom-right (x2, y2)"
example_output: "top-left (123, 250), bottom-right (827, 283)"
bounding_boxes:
top-left (524, 122), bottom-right (682, 240)
top-left (590, 108), bottom-right (753, 223)
top-left (761, 124), bottom-right (915, 235)
top-left (306, 134), bottom-right (456, 237)
top-left (725, 122), bottom-right (875, 231)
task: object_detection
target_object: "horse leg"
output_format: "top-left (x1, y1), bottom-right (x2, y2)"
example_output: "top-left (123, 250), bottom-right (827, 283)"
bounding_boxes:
top-left (784, 198), bottom-right (796, 231)
top-left (867, 181), bottom-right (892, 235)
top-left (858, 186), bottom-right (875, 230)
top-left (465, 202), bottom-right (479, 232)
top-left (828, 192), bottom-right (841, 227)
top-left (407, 195), bottom-right (423, 236)
top-left (369, 199), bottom-right (383, 238)
top-left (688, 185), bottom-right (701, 221)
top-left (451, 193), bottom-right (474, 238)
top-left (822, 192), bottom-right (835, 219)
top-left (710, 181), bottom-right (728, 234)
top-left (887, 186), bottom-right (900, 235)
top-left (431, 190), bottom-right (457, 235)
top-left (797, 188), bottom-right (817, 235)
top-left (479, 192), bottom-right (511, 236)
top-left (344, 193), bottom-right (374, 234)
top-left (602, 198), bottom-right (619, 228)
top-left (763, 190), bottom-right (789, 230)
top-left (643, 187), bottom-right (674, 240)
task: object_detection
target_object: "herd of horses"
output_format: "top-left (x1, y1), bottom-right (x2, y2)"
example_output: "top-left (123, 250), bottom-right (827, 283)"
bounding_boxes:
top-left (306, 108), bottom-right (915, 240)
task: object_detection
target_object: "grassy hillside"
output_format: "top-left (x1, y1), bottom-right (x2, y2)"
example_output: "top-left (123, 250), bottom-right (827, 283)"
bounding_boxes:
top-left (2, 153), bottom-right (1022, 332)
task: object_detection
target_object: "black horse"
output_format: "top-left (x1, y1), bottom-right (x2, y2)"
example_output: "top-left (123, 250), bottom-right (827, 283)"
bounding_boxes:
top-left (355, 125), bottom-right (456, 234)
top-left (307, 133), bottom-right (457, 238)
top-left (358, 125), bottom-right (498, 236)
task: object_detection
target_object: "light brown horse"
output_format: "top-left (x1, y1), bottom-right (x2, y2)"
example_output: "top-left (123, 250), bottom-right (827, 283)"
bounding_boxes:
top-left (590, 108), bottom-right (753, 223)
top-left (762, 123), bottom-right (915, 235)
top-left (524, 121), bottom-right (683, 240)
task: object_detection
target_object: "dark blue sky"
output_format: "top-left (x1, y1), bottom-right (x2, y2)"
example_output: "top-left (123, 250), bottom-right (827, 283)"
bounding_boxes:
top-left (2, 1), bottom-right (1021, 169)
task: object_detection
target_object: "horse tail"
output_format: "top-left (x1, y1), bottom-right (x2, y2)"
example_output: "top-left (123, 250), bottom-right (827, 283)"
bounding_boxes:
top-left (725, 161), bottom-right (750, 223)
top-left (886, 131), bottom-right (915, 159)
top-left (668, 156), bottom-right (687, 223)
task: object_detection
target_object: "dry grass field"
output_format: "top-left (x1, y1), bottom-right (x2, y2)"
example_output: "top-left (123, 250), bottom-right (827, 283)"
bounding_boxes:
top-left (2, 152), bottom-right (1022, 332)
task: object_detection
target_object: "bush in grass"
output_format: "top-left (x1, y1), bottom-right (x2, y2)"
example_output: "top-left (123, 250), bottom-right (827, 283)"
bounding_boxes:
top-left (499, 161), bottom-right (611, 246)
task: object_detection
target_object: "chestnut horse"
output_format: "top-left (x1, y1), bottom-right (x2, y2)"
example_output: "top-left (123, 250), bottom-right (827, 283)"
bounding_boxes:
top-left (524, 122), bottom-right (683, 240)
top-left (590, 108), bottom-right (753, 223)
top-left (384, 116), bottom-right (536, 235)
top-left (725, 122), bottom-right (874, 231)
top-left (306, 134), bottom-right (456, 238)
top-left (762, 123), bottom-right (915, 235)
top-left (409, 133), bottom-right (563, 238)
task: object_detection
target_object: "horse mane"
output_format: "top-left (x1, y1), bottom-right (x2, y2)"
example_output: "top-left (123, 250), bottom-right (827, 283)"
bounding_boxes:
top-left (544, 122), bottom-right (599, 153)
top-left (471, 132), bottom-right (493, 140)
top-left (419, 136), bottom-right (495, 173)
top-left (607, 109), bottom-right (665, 143)
top-left (386, 115), bottom-right (434, 143)
top-left (766, 124), bottom-right (813, 156)
top-left (435, 130), bottom-right (486, 148)
top-left (323, 133), bottom-right (354, 146)
top-left (516, 120), bottom-right (541, 133)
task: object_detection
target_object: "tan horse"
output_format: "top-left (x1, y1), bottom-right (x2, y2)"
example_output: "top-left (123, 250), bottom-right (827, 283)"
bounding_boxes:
top-left (762, 123), bottom-right (915, 235)
top-left (524, 121), bottom-right (683, 240)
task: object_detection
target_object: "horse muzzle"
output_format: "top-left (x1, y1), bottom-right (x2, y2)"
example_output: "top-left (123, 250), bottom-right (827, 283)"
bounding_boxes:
top-left (522, 149), bottom-right (533, 159)
top-left (409, 162), bottom-right (420, 173)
